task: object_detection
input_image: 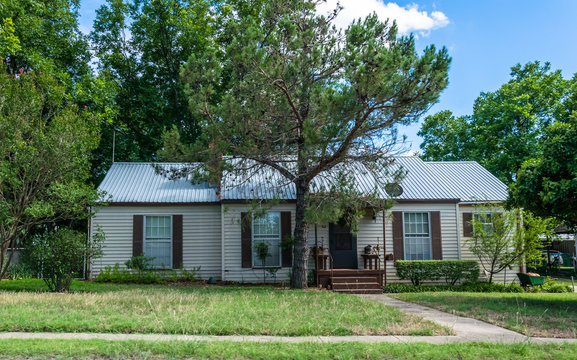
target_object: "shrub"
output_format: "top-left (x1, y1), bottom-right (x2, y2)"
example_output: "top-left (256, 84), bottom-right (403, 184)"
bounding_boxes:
top-left (94, 263), bottom-right (202, 284)
top-left (24, 228), bottom-right (103, 292)
top-left (5, 262), bottom-right (35, 280)
top-left (384, 282), bottom-right (524, 293)
top-left (125, 255), bottom-right (154, 271)
top-left (395, 260), bottom-right (479, 285)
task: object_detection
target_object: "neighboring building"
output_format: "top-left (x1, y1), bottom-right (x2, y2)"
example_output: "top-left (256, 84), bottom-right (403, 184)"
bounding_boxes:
top-left (90, 157), bottom-right (518, 289)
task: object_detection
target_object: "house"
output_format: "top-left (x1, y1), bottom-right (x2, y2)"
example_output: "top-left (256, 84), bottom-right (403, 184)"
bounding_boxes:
top-left (90, 156), bottom-right (518, 290)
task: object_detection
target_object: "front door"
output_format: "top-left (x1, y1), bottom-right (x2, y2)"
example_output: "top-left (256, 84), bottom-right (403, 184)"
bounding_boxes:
top-left (329, 223), bottom-right (358, 269)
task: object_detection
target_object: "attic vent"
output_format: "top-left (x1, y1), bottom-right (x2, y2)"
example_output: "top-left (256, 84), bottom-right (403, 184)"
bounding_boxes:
top-left (385, 183), bottom-right (403, 197)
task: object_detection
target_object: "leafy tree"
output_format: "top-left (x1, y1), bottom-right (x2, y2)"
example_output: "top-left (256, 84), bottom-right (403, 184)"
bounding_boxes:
top-left (0, 0), bottom-right (91, 80)
top-left (178, 0), bottom-right (450, 288)
top-left (509, 117), bottom-right (577, 229)
top-left (90, 0), bottom-right (214, 172)
top-left (419, 62), bottom-right (569, 184)
top-left (467, 204), bottom-right (550, 283)
top-left (0, 68), bottom-right (100, 279)
top-left (24, 227), bottom-right (104, 292)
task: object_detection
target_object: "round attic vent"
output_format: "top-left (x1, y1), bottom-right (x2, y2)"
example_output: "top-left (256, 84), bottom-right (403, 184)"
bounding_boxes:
top-left (385, 183), bottom-right (403, 197)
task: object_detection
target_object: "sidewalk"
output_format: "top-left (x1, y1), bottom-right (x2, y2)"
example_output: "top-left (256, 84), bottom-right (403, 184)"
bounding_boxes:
top-left (0, 331), bottom-right (575, 344)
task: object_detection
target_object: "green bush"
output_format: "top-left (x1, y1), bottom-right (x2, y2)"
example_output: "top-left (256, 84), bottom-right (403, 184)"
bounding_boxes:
top-left (395, 260), bottom-right (479, 285)
top-left (5, 262), bottom-right (35, 280)
top-left (24, 228), bottom-right (103, 292)
top-left (383, 281), bottom-right (572, 293)
top-left (94, 263), bottom-right (201, 284)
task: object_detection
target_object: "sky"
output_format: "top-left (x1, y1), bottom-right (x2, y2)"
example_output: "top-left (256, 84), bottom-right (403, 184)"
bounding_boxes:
top-left (78, 0), bottom-right (577, 152)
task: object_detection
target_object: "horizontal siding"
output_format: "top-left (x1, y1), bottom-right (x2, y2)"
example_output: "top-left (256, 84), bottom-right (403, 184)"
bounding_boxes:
top-left (458, 204), bottom-right (520, 284)
top-left (91, 205), bottom-right (221, 280)
top-left (383, 203), bottom-right (459, 283)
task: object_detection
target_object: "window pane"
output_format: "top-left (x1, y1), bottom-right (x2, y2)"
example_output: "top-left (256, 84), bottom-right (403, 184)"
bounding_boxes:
top-left (252, 212), bottom-right (281, 267)
top-left (144, 216), bottom-right (171, 268)
top-left (404, 212), bottom-right (431, 260)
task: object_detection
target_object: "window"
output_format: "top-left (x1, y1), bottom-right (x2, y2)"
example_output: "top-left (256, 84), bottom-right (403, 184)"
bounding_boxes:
top-left (144, 216), bottom-right (172, 268)
top-left (474, 213), bottom-right (493, 234)
top-left (252, 212), bottom-right (281, 267)
top-left (403, 212), bottom-right (432, 260)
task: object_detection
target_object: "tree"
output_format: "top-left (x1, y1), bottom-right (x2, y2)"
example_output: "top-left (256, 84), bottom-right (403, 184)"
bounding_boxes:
top-left (178, 0), bottom-right (450, 288)
top-left (23, 227), bottom-right (104, 292)
top-left (0, 68), bottom-right (100, 279)
top-left (467, 204), bottom-right (549, 283)
top-left (90, 0), bottom-right (214, 173)
top-left (0, 0), bottom-right (91, 80)
top-left (419, 62), bottom-right (569, 184)
top-left (509, 117), bottom-right (577, 229)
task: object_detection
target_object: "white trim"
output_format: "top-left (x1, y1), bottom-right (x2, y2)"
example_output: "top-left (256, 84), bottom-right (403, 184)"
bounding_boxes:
top-left (402, 211), bottom-right (433, 260)
top-left (221, 205), bottom-right (225, 281)
top-left (143, 215), bottom-right (173, 268)
top-left (251, 212), bottom-right (282, 268)
top-left (455, 203), bottom-right (462, 260)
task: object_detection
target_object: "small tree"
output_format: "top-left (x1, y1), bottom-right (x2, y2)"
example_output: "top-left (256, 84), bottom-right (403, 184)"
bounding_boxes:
top-left (254, 241), bottom-right (271, 284)
top-left (25, 228), bottom-right (104, 292)
top-left (467, 204), bottom-right (548, 283)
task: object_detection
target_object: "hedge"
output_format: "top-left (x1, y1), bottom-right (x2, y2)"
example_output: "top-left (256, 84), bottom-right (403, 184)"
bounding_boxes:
top-left (395, 260), bottom-right (480, 285)
top-left (383, 281), bottom-right (573, 293)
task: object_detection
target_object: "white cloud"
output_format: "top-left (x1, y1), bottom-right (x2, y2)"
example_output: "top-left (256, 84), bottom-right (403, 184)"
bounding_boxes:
top-left (316, 1), bottom-right (449, 36)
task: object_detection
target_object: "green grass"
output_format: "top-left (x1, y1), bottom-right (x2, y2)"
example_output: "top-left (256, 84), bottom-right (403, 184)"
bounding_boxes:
top-left (391, 292), bottom-right (577, 338)
top-left (1, 339), bottom-right (577, 359)
top-left (0, 279), bottom-right (449, 336)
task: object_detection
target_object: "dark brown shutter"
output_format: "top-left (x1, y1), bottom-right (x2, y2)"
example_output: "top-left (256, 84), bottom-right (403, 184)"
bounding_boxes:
top-left (133, 215), bottom-right (143, 256)
top-left (430, 211), bottom-right (442, 260)
top-left (392, 211), bottom-right (404, 261)
top-left (463, 212), bottom-right (473, 237)
top-left (172, 215), bottom-right (183, 269)
top-left (241, 212), bottom-right (252, 268)
top-left (281, 212), bottom-right (292, 267)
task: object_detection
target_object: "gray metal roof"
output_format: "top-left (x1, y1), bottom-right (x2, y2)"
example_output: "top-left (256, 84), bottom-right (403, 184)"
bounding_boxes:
top-left (98, 163), bottom-right (219, 203)
top-left (98, 157), bottom-right (508, 203)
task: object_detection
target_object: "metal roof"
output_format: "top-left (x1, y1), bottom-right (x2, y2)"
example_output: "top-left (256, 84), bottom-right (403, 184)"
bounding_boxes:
top-left (98, 162), bottom-right (219, 203)
top-left (98, 157), bottom-right (508, 203)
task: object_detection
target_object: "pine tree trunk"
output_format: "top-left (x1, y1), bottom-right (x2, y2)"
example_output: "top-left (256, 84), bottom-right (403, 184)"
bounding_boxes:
top-left (291, 178), bottom-right (310, 289)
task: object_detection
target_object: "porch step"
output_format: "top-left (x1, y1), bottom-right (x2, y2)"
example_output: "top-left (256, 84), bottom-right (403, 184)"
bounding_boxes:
top-left (332, 276), bottom-right (379, 284)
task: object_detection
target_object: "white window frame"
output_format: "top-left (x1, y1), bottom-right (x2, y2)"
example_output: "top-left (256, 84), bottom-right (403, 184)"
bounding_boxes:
top-left (473, 213), bottom-right (494, 234)
top-left (143, 215), bottom-right (173, 268)
top-left (403, 212), bottom-right (433, 260)
top-left (252, 212), bottom-right (282, 268)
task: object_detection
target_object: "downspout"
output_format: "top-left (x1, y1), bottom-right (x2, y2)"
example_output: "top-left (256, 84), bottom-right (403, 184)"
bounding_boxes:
top-left (455, 203), bottom-right (462, 260)
top-left (221, 204), bottom-right (225, 281)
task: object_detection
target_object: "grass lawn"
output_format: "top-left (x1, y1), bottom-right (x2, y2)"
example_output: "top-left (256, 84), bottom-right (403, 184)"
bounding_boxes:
top-left (1, 339), bottom-right (577, 360)
top-left (391, 292), bottom-right (577, 338)
top-left (0, 279), bottom-right (449, 336)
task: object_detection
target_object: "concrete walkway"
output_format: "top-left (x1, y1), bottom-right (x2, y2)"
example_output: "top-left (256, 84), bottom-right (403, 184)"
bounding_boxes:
top-left (359, 294), bottom-right (574, 343)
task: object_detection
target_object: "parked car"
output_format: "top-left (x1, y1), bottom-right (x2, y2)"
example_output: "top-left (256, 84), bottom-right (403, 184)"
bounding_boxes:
top-left (541, 250), bottom-right (564, 266)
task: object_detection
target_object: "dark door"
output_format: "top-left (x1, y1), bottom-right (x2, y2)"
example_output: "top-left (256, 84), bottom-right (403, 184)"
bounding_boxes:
top-left (329, 223), bottom-right (358, 269)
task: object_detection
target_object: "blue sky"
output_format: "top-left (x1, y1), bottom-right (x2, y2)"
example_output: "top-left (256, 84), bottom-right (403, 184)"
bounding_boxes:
top-left (78, 1), bottom-right (577, 152)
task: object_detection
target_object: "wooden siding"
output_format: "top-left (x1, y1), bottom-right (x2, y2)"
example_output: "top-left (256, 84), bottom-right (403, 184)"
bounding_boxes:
top-left (91, 205), bottom-right (222, 279)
